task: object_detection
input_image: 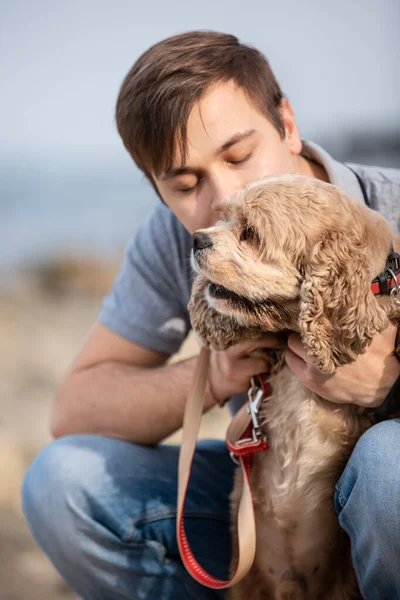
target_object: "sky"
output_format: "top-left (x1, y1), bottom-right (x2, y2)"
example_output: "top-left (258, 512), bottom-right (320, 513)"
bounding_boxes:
top-left (1, 0), bottom-right (400, 168)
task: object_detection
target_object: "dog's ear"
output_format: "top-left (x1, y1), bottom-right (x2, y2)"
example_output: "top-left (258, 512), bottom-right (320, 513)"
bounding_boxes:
top-left (188, 275), bottom-right (250, 350)
top-left (298, 231), bottom-right (389, 374)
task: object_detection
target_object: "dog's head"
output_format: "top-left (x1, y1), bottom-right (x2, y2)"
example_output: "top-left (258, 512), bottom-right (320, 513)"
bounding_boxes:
top-left (189, 174), bottom-right (399, 374)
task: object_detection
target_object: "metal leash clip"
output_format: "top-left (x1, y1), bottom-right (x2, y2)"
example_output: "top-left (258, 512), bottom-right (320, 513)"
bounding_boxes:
top-left (388, 267), bottom-right (400, 306)
top-left (246, 377), bottom-right (266, 442)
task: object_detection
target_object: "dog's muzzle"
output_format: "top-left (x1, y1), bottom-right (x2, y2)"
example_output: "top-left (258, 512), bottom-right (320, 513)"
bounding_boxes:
top-left (193, 232), bottom-right (213, 254)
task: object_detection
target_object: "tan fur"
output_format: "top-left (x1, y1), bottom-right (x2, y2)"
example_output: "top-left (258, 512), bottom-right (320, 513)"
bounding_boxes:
top-left (188, 174), bottom-right (400, 600)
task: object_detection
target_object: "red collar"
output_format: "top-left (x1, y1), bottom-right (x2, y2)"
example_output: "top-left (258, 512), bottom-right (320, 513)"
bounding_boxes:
top-left (371, 250), bottom-right (400, 296)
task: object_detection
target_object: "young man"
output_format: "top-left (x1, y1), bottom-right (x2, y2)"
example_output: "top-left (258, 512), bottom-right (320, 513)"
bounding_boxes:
top-left (22, 31), bottom-right (400, 599)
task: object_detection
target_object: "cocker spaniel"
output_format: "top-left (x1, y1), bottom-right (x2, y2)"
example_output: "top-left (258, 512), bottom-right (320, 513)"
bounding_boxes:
top-left (188, 174), bottom-right (400, 600)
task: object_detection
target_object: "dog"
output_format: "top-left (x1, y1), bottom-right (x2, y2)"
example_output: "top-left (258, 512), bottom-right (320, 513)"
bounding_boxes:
top-left (188, 174), bottom-right (400, 600)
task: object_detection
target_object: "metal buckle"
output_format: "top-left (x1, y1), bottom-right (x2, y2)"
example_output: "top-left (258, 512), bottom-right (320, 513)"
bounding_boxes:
top-left (388, 252), bottom-right (400, 272)
top-left (388, 268), bottom-right (400, 306)
top-left (229, 451), bottom-right (241, 466)
top-left (246, 377), bottom-right (266, 442)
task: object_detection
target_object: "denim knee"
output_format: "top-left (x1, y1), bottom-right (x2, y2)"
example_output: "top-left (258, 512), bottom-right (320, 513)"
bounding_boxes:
top-left (335, 419), bottom-right (400, 532)
top-left (21, 435), bottom-right (231, 600)
top-left (22, 435), bottom-right (111, 557)
top-left (334, 420), bottom-right (400, 599)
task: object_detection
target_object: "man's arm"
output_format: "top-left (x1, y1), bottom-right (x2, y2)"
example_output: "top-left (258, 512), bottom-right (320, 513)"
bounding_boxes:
top-left (51, 323), bottom-right (278, 445)
top-left (51, 322), bottom-right (216, 445)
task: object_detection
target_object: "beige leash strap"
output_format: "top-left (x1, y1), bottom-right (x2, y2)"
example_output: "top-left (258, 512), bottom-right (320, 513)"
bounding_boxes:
top-left (177, 347), bottom-right (257, 589)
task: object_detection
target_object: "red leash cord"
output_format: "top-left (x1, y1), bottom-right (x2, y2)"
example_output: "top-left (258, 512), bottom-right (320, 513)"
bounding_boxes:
top-left (177, 349), bottom-right (270, 589)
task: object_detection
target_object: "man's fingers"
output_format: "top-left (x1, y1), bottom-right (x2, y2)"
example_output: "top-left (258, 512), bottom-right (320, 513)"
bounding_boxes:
top-left (380, 320), bottom-right (398, 344)
top-left (218, 354), bottom-right (268, 382)
top-left (229, 334), bottom-right (282, 358)
top-left (287, 333), bottom-right (309, 361)
top-left (235, 357), bottom-right (270, 381)
top-left (284, 348), bottom-right (307, 379)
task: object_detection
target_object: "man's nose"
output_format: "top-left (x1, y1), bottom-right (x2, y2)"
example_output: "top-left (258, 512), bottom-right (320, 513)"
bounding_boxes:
top-left (193, 232), bottom-right (213, 253)
top-left (210, 177), bottom-right (241, 216)
top-left (211, 194), bottom-right (229, 216)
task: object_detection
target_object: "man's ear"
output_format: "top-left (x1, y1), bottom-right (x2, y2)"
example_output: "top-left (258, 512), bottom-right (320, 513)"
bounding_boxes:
top-left (298, 231), bottom-right (389, 375)
top-left (279, 98), bottom-right (302, 156)
top-left (188, 275), bottom-right (249, 350)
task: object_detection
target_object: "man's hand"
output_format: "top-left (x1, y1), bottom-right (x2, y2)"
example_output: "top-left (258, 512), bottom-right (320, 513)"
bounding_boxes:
top-left (208, 334), bottom-right (282, 405)
top-left (285, 322), bottom-right (400, 408)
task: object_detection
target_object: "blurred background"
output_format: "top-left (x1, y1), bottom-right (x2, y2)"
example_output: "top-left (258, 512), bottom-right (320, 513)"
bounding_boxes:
top-left (1, 0), bottom-right (399, 597)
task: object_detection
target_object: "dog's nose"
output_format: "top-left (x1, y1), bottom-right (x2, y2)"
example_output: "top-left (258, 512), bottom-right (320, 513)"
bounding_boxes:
top-left (193, 232), bottom-right (213, 253)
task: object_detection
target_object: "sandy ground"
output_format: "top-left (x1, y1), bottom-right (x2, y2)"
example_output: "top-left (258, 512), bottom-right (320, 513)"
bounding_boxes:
top-left (0, 259), bottom-right (230, 599)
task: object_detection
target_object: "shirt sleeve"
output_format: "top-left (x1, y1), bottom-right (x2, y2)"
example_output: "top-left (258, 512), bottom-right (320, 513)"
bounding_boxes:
top-left (97, 203), bottom-right (193, 355)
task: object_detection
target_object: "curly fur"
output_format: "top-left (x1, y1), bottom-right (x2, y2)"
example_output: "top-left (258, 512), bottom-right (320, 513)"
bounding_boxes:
top-left (188, 174), bottom-right (400, 600)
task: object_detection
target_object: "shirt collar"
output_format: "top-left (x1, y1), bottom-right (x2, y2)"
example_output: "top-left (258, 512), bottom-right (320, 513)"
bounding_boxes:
top-left (301, 140), bottom-right (365, 204)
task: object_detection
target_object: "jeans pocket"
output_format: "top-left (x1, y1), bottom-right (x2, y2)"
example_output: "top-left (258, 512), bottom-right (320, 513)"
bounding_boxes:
top-left (126, 508), bottom-right (232, 580)
top-left (334, 480), bottom-right (345, 515)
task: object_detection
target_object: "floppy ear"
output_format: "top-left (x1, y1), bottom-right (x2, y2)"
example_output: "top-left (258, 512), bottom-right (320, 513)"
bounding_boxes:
top-left (298, 231), bottom-right (389, 374)
top-left (188, 274), bottom-right (251, 350)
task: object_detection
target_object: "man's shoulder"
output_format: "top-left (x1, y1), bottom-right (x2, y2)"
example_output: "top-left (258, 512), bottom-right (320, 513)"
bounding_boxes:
top-left (98, 202), bottom-right (193, 354)
top-left (130, 201), bottom-right (194, 295)
top-left (134, 201), bottom-right (192, 258)
top-left (346, 162), bottom-right (400, 232)
top-left (144, 201), bottom-right (191, 239)
top-left (347, 161), bottom-right (400, 188)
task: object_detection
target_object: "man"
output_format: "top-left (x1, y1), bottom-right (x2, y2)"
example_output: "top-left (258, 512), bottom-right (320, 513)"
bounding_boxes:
top-left (22, 31), bottom-right (400, 599)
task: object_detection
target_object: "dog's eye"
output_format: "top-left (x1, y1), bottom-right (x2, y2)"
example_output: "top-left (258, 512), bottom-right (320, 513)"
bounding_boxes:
top-left (240, 226), bottom-right (257, 243)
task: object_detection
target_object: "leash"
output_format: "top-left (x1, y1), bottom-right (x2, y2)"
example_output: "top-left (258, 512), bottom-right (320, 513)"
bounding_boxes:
top-left (177, 347), bottom-right (270, 589)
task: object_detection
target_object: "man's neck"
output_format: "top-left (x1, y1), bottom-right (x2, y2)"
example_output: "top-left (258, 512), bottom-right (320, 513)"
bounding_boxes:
top-left (297, 154), bottom-right (329, 183)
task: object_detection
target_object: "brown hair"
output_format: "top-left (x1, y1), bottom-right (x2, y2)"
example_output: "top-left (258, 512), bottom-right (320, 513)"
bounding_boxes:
top-left (116, 31), bottom-right (285, 182)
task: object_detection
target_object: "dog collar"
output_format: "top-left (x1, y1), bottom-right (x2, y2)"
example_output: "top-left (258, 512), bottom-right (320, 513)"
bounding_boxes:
top-left (371, 250), bottom-right (400, 303)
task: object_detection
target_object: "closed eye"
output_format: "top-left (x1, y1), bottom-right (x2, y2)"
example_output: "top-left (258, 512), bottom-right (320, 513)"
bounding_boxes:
top-left (228, 152), bottom-right (253, 166)
top-left (177, 178), bottom-right (201, 194)
top-left (178, 185), bottom-right (197, 193)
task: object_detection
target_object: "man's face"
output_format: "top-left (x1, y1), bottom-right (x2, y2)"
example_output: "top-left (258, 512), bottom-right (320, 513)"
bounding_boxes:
top-left (154, 80), bottom-right (305, 233)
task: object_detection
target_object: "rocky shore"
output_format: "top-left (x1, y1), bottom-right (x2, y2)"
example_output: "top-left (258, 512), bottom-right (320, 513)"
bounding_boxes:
top-left (0, 257), bottom-right (229, 599)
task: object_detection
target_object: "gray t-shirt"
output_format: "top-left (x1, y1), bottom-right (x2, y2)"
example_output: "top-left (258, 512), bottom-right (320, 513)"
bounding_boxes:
top-left (99, 201), bottom-right (193, 355)
top-left (98, 140), bottom-right (400, 365)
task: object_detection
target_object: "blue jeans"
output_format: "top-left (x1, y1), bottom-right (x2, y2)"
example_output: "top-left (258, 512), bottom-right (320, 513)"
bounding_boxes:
top-left (22, 436), bottom-right (234, 599)
top-left (22, 420), bottom-right (400, 600)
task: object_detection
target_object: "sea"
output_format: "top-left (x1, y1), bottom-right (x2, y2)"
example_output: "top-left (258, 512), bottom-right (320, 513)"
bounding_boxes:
top-left (0, 156), bottom-right (159, 276)
top-left (2, 139), bottom-right (399, 279)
